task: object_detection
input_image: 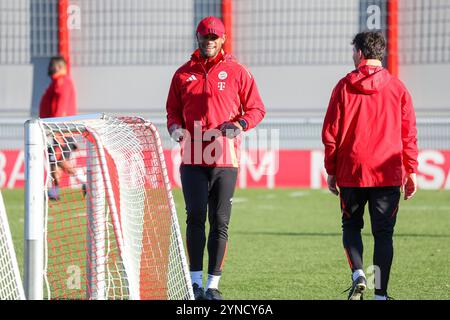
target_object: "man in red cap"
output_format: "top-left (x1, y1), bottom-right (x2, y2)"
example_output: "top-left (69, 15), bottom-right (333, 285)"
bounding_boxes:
top-left (166, 16), bottom-right (265, 300)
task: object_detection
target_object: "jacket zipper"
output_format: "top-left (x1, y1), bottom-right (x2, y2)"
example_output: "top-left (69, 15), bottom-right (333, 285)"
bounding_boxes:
top-left (200, 58), bottom-right (224, 94)
top-left (200, 63), bottom-right (208, 94)
top-left (200, 58), bottom-right (225, 128)
top-left (199, 63), bottom-right (208, 128)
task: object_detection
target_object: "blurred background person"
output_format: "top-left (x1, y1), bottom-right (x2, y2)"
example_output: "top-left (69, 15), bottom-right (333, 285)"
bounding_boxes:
top-left (39, 56), bottom-right (86, 200)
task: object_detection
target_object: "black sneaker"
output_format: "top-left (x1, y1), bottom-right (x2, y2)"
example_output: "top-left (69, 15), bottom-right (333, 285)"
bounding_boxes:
top-left (192, 283), bottom-right (206, 300)
top-left (48, 195), bottom-right (59, 201)
top-left (205, 288), bottom-right (223, 301)
top-left (343, 276), bottom-right (366, 300)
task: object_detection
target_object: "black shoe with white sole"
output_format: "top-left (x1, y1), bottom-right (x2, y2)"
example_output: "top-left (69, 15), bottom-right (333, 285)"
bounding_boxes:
top-left (343, 276), bottom-right (366, 300)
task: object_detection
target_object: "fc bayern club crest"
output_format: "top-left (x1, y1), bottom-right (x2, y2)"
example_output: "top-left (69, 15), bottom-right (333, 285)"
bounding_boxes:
top-left (218, 71), bottom-right (228, 80)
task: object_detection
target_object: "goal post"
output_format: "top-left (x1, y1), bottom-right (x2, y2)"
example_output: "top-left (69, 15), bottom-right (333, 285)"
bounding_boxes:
top-left (24, 118), bottom-right (45, 300)
top-left (0, 190), bottom-right (26, 300)
top-left (24, 114), bottom-right (193, 300)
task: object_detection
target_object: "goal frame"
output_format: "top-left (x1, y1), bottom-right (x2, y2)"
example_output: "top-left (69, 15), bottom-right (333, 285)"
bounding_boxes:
top-left (24, 113), bottom-right (193, 300)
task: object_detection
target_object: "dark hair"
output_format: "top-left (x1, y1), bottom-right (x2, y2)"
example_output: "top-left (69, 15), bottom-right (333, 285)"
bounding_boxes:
top-left (351, 31), bottom-right (386, 61)
top-left (47, 56), bottom-right (67, 76)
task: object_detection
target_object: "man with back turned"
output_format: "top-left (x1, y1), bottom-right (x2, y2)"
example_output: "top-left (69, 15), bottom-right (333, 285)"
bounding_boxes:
top-left (322, 31), bottom-right (418, 300)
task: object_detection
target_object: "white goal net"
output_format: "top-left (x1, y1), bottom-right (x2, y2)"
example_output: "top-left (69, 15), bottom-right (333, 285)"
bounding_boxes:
top-left (24, 114), bottom-right (193, 300)
top-left (0, 191), bottom-right (25, 300)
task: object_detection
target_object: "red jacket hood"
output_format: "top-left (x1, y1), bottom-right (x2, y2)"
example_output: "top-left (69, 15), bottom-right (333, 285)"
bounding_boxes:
top-left (345, 65), bottom-right (392, 94)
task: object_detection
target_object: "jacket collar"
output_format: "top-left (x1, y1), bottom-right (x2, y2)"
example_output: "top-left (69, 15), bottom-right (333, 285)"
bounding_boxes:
top-left (191, 49), bottom-right (225, 64)
top-left (358, 59), bottom-right (383, 68)
top-left (51, 71), bottom-right (67, 81)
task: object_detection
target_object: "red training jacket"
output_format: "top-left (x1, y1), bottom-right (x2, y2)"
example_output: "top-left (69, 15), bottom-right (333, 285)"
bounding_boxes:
top-left (322, 63), bottom-right (418, 187)
top-left (39, 74), bottom-right (77, 118)
top-left (166, 49), bottom-right (266, 167)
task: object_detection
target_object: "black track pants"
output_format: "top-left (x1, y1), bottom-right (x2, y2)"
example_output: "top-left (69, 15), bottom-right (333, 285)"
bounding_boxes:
top-left (180, 165), bottom-right (238, 276)
top-left (339, 186), bottom-right (400, 296)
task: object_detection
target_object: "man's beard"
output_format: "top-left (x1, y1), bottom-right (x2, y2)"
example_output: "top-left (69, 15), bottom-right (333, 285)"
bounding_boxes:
top-left (199, 44), bottom-right (219, 58)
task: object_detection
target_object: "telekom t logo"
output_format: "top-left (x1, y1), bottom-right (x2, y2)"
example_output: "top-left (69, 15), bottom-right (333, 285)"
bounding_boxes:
top-left (218, 82), bottom-right (226, 91)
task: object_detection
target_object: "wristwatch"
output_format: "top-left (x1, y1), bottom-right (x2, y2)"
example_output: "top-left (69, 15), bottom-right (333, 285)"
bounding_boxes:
top-left (238, 119), bottom-right (248, 131)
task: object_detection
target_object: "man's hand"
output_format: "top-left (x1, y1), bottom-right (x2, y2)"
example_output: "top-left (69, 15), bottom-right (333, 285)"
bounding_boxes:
top-left (327, 175), bottom-right (339, 196)
top-left (402, 173), bottom-right (417, 200)
top-left (168, 124), bottom-right (185, 143)
top-left (220, 121), bottom-right (242, 139)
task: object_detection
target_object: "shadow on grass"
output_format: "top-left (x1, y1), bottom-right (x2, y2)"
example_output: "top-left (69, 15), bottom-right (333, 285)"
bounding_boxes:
top-left (234, 231), bottom-right (450, 238)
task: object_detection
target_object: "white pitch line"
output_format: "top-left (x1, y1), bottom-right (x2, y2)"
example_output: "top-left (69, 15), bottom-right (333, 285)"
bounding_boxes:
top-left (259, 194), bottom-right (277, 199)
top-left (289, 191), bottom-right (309, 197)
top-left (46, 212), bottom-right (87, 222)
top-left (232, 197), bottom-right (248, 203)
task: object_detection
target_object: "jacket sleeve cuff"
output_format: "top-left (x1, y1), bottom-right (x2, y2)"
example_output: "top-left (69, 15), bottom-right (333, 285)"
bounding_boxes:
top-left (238, 118), bottom-right (248, 131)
top-left (167, 121), bottom-right (182, 133)
top-left (405, 167), bottom-right (417, 174)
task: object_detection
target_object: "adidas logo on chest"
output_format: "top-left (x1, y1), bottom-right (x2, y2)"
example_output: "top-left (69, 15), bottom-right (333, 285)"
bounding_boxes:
top-left (186, 75), bottom-right (197, 82)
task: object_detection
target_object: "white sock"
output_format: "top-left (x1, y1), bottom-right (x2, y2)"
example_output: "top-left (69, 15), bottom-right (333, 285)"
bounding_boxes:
top-left (206, 274), bottom-right (221, 290)
top-left (375, 294), bottom-right (387, 300)
top-left (352, 269), bottom-right (366, 281)
top-left (190, 271), bottom-right (203, 288)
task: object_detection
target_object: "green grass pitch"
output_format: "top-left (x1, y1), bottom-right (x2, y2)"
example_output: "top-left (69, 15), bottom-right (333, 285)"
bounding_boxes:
top-left (2, 188), bottom-right (449, 300)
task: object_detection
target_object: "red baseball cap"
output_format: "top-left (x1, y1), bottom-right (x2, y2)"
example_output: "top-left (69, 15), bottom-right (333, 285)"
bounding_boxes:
top-left (196, 16), bottom-right (225, 37)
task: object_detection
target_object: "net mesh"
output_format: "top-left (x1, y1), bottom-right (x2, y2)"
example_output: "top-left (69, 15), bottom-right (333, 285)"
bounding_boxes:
top-left (234, 0), bottom-right (360, 65)
top-left (2, 0), bottom-right (450, 66)
top-left (40, 115), bottom-right (192, 300)
top-left (398, 0), bottom-right (450, 64)
top-left (0, 191), bottom-right (25, 300)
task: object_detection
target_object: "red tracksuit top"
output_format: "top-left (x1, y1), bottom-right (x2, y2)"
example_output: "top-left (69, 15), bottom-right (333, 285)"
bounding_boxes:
top-left (322, 63), bottom-right (418, 187)
top-left (39, 74), bottom-right (77, 118)
top-left (166, 49), bottom-right (266, 167)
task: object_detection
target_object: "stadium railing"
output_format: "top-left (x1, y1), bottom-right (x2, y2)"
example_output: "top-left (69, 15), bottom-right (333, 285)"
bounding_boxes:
top-left (1, 116), bottom-right (450, 151)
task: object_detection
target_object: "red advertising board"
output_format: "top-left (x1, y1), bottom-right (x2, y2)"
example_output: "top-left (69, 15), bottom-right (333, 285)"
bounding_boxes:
top-left (1, 149), bottom-right (450, 189)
